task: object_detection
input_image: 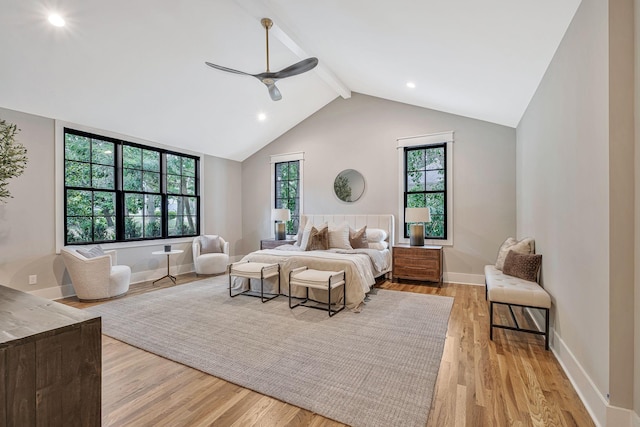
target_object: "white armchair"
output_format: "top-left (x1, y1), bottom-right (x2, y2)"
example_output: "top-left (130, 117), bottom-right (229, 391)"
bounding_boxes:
top-left (61, 247), bottom-right (131, 300)
top-left (193, 235), bottom-right (230, 275)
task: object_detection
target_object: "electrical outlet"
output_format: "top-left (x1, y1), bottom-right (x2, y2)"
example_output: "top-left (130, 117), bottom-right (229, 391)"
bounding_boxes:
top-left (29, 275), bottom-right (37, 285)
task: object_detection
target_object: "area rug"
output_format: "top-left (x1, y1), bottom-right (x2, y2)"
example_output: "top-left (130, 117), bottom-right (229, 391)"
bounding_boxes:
top-left (87, 276), bottom-right (453, 427)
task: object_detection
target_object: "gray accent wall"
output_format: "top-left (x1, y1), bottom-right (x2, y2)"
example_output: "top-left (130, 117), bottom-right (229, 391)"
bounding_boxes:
top-left (0, 106), bottom-right (242, 297)
top-left (517, 0), bottom-right (637, 422)
top-left (241, 93), bottom-right (516, 283)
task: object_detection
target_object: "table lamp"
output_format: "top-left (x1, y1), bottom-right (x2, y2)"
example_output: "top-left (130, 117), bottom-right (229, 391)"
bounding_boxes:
top-left (405, 207), bottom-right (431, 246)
top-left (271, 208), bottom-right (291, 240)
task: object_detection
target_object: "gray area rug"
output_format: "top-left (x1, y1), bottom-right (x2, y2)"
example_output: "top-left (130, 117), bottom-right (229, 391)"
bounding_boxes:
top-left (87, 276), bottom-right (453, 427)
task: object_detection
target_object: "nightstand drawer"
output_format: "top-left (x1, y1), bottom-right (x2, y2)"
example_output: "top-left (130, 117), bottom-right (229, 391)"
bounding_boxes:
top-left (393, 266), bottom-right (440, 282)
top-left (393, 247), bottom-right (440, 260)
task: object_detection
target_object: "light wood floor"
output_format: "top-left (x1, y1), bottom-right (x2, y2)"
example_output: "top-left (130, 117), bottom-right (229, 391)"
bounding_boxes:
top-left (61, 275), bottom-right (594, 427)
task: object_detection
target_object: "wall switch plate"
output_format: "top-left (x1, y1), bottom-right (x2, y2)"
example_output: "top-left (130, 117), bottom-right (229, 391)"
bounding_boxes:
top-left (29, 275), bottom-right (37, 285)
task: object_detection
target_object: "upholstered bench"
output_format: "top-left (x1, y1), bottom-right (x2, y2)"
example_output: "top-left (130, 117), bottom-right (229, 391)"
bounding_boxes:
top-left (228, 261), bottom-right (280, 302)
top-left (288, 267), bottom-right (346, 317)
top-left (485, 264), bottom-right (551, 349)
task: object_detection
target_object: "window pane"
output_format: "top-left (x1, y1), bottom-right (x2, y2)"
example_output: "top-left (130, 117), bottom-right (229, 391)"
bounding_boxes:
top-left (123, 145), bottom-right (142, 169)
top-left (288, 162), bottom-right (299, 180)
top-left (425, 170), bottom-right (444, 191)
top-left (182, 157), bottom-right (195, 177)
top-left (124, 217), bottom-right (143, 239)
top-left (407, 193), bottom-right (426, 208)
top-left (167, 154), bottom-right (181, 175)
top-left (407, 171), bottom-right (425, 192)
top-left (407, 149), bottom-right (425, 171)
top-left (183, 176), bottom-right (195, 195)
top-left (145, 216), bottom-right (162, 238)
top-left (65, 161), bottom-right (91, 187)
top-left (275, 162), bottom-right (287, 178)
top-left (426, 192), bottom-right (445, 215)
top-left (92, 139), bottom-right (114, 165)
top-left (167, 174), bottom-right (181, 194)
top-left (168, 215), bottom-right (183, 236)
top-left (143, 149), bottom-right (160, 172)
top-left (94, 191), bottom-right (115, 217)
top-left (125, 193), bottom-right (144, 216)
top-left (67, 216), bottom-right (93, 243)
top-left (94, 216), bottom-right (116, 241)
top-left (143, 171), bottom-right (160, 193)
top-left (123, 169), bottom-right (142, 191)
top-left (93, 165), bottom-right (114, 189)
top-left (276, 181), bottom-right (288, 199)
top-left (65, 135), bottom-right (90, 162)
top-left (144, 194), bottom-right (162, 216)
top-left (425, 147), bottom-right (444, 170)
top-left (67, 190), bottom-right (92, 216)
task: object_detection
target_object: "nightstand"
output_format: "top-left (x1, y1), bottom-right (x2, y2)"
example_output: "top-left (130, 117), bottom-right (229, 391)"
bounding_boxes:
top-left (392, 244), bottom-right (443, 284)
top-left (260, 238), bottom-right (296, 250)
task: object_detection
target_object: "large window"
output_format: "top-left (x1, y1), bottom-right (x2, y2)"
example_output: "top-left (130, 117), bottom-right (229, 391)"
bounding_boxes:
top-left (403, 143), bottom-right (447, 240)
top-left (274, 160), bottom-right (300, 235)
top-left (64, 128), bottom-right (199, 244)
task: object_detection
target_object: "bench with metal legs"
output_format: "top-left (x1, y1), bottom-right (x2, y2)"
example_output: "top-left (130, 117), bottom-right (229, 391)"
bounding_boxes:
top-left (288, 267), bottom-right (346, 317)
top-left (228, 261), bottom-right (280, 303)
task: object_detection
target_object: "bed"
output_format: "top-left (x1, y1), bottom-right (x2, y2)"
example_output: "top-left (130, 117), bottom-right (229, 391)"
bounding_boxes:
top-left (231, 214), bottom-right (395, 310)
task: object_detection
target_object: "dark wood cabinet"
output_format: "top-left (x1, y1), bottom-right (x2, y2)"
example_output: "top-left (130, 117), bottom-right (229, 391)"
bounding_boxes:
top-left (0, 285), bottom-right (101, 426)
top-left (260, 238), bottom-right (296, 250)
top-left (392, 244), bottom-right (443, 283)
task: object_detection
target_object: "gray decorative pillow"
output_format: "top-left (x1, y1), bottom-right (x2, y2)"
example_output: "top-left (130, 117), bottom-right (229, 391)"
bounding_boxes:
top-left (503, 250), bottom-right (542, 282)
top-left (349, 226), bottom-right (368, 249)
top-left (495, 237), bottom-right (535, 270)
top-left (200, 235), bottom-right (222, 254)
top-left (306, 226), bottom-right (329, 251)
top-left (77, 245), bottom-right (105, 259)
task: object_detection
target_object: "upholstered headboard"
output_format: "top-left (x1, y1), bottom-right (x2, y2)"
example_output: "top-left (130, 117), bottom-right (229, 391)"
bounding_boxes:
top-left (301, 214), bottom-right (395, 249)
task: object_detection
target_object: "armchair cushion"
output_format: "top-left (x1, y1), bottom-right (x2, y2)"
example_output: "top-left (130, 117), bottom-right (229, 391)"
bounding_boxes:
top-left (200, 235), bottom-right (222, 254)
top-left (77, 245), bottom-right (105, 259)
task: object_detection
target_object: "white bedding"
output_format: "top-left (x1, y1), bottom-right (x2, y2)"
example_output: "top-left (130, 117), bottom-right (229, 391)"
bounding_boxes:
top-left (232, 248), bottom-right (390, 310)
top-left (231, 214), bottom-right (395, 311)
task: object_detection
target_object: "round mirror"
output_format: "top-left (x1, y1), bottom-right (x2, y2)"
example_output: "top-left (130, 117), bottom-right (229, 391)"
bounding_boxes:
top-left (333, 169), bottom-right (365, 202)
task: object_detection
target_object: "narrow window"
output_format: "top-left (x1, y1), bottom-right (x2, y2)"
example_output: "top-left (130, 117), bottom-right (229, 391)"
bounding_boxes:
top-left (274, 160), bottom-right (300, 235)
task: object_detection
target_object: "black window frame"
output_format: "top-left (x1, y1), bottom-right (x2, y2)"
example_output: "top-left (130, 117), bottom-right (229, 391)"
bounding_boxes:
top-left (63, 127), bottom-right (200, 245)
top-left (403, 143), bottom-right (447, 240)
top-left (274, 160), bottom-right (300, 235)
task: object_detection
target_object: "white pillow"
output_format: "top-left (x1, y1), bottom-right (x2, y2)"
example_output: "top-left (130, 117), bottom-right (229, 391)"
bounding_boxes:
top-left (367, 228), bottom-right (388, 243)
top-left (77, 245), bottom-right (105, 259)
top-left (368, 241), bottom-right (389, 251)
top-left (293, 216), bottom-right (307, 247)
top-left (328, 222), bottom-right (352, 249)
top-left (495, 237), bottom-right (535, 270)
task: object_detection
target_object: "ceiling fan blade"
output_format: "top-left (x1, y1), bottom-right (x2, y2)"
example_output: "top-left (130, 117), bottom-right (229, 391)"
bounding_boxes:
top-left (272, 57), bottom-right (319, 79)
top-left (266, 83), bottom-right (282, 101)
top-left (205, 62), bottom-right (253, 76)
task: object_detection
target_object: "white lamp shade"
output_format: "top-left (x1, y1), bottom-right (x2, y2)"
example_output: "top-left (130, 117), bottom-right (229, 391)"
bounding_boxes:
top-left (271, 208), bottom-right (291, 222)
top-left (405, 207), bottom-right (431, 223)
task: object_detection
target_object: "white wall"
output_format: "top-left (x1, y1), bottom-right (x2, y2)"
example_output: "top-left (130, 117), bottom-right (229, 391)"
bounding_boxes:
top-left (517, 0), bottom-right (637, 423)
top-left (0, 106), bottom-right (242, 298)
top-left (241, 93), bottom-right (516, 283)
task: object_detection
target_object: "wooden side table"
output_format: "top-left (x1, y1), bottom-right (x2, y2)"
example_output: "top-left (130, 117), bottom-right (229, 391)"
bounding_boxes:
top-left (392, 244), bottom-right (443, 284)
top-left (260, 238), bottom-right (296, 250)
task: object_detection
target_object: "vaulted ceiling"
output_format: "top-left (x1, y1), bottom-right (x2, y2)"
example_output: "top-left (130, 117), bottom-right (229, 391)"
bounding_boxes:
top-left (0, 0), bottom-right (581, 161)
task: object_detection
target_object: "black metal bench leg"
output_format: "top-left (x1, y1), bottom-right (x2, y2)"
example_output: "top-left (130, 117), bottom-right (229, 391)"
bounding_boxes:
top-left (489, 301), bottom-right (494, 341)
top-left (545, 308), bottom-right (550, 350)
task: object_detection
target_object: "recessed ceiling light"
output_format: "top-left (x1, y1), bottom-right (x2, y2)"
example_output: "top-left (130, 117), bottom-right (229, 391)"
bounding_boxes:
top-left (257, 113), bottom-right (267, 121)
top-left (48, 14), bottom-right (65, 27)
top-left (406, 82), bottom-right (416, 89)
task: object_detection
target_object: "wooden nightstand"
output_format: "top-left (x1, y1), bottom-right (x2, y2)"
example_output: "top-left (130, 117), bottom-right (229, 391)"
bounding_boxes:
top-left (392, 244), bottom-right (443, 284)
top-left (260, 238), bottom-right (296, 250)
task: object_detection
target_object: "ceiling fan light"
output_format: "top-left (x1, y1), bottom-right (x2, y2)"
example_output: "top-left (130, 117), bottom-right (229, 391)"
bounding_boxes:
top-left (406, 82), bottom-right (416, 89)
top-left (258, 113), bottom-right (267, 121)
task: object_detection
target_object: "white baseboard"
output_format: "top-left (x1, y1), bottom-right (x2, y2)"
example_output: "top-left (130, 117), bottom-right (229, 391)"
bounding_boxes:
top-left (444, 272), bottom-right (485, 286)
top-left (30, 283), bottom-right (76, 300)
top-left (129, 262), bottom-right (195, 285)
top-left (633, 411), bottom-right (640, 427)
top-left (551, 331), bottom-right (608, 427)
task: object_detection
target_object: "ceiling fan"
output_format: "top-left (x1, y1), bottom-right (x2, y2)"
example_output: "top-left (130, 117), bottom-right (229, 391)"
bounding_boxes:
top-left (205, 18), bottom-right (318, 101)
